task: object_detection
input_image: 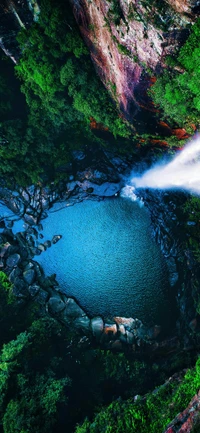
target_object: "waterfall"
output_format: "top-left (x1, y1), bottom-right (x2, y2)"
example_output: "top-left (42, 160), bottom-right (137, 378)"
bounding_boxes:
top-left (10, 4), bottom-right (26, 28)
top-left (122, 135), bottom-right (200, 196)
top-left (26, 0), bottom-right (40, 22)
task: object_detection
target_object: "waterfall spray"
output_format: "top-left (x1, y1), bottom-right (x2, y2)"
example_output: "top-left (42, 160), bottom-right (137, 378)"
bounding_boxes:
top-left (122, 135), bottom-right (200, 197)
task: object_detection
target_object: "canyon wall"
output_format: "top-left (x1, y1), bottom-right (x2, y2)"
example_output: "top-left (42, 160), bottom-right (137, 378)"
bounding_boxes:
top-left (69, 0), bottom-right (199, 118)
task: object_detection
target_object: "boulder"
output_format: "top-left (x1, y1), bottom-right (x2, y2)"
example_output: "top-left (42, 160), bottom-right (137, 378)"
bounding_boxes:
top-left (24, 213), bottom-right (38, 225)
top-left (91, 316), bottom-right (104, 338)
top-left (64, 298), bottom-right (86, 319)
top-left (9, 266), bottom-right (21, 283)
top-left (28, 284), bottom-right (40, 297)
top-left (48, 296), bottom-right (66, 314)
top-left (34, 289), bottom-right (49, 305)
top-left (73, 316), bottom-right (91, 331)
top-left (77, 181), bottom-right (120, 197)
top-left (6, 253), bottom-right (21, 268)
top-left (126, 330), bottom-right (134, 344)
top-left (52, 235), bottom-right (62, 244)
top-left (104, 323), bottom-right (117, 336)
top-left (37, 243), bottom-right (46, 252)
top-left (23, 269), bottom-right (36, 285)
top-left (43, 240), bottom-right (51, 249)
top-left (114, 317), bottom-right (139, 330)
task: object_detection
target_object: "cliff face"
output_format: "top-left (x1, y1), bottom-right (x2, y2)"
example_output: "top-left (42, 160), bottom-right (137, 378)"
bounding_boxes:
top-left (69, 0), bottom-right (199, 119)
top-left (0, 0), bottom-right (40, 61)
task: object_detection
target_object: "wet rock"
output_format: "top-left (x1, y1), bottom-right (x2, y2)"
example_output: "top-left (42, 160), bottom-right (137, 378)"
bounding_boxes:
top-left (126, 330), bottom-right (134, 344)
top-left (37, 243), bottom-right (46, 252)
top-left (30, 247), bottom-right (42, 256)
top-left (77, 181), bottom-right (120, 197)
top-left (73, 316), bottom-right (91, 331)
top-left (9, 267), bottom-right (21, 283)
top-left (41, 198), bottom-right (49, 210)
top-left (52, 235), bottom-right (62, 244)
top-left (28, 284), bottom-right (40, 297)
top-left (48, 296), bottom-right (66, 314)
top-left (23, 269), bottom-right (35, 285)
top-left (104, 323), bottom-right (117, 336)
top-left (13, 279), bottom-right (29, 299)
top-left (21, 189), bottom-right (30, 202)
top-left (34, 289), bottom-right (49, 305)
top-left (0, 242), bottom-right (12, 258)
top-left (43, 240), bottom-right (51, 249)
top-left (6, 253), bottom-right (21, 268)
top-left (64, 298), bottom-right (86, 319)
top-left (91, 316), bottom-right (104, 338)
top-left (114, 317), bottom-right (139, 330)
top-left (24, 213), bottom-right (38, 225)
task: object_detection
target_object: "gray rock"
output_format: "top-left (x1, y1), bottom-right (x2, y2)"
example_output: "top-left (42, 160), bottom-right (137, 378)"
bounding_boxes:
top-left (125, 330), bottom-right (135, 344)
top-left (43, 240), bottom-right (51, 249)
top-left (30, 247), bottom-right (42, 255)
top-left (23, 269), bottom-right (35, 285)
top-left (0, 242), bottom-right (11, 258)
top-left (48, 296), bottom-right (66, 314)
top-left (73, 316), bottom-right (91, 331)
top-left (91, 316), bottom-right (104, 338)
top-left (24, 213), bottom-right (38, 225)
top-left (64, 298), bottom-right (86, 318)
top-left (52, 235), bottom-right (62, 244)
top-left (24, 262), bottom-right (34, 271)
top-left (9, 267), bottom-right (21, 283)
top-left (28, 284), bottom-right (40, 297)
top-left (37, 243), bottom-right (46, 252)
top-left (34, 289), bottom-right (49, 305)
top-left (77, 181), bottom-right (120, 197)
top-left (13, 278), bottom-right (29, 299)
top-left (41, 198), bottom-right (49, 210)
top-left (6, 253), bottom-right (21, 268)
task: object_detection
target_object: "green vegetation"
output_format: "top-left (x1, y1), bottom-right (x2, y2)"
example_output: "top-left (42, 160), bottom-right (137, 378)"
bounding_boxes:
top-left (75, 357), bottom-right (200, 433)
top-left (0, 273), bottom-right (197, 433)
top-left (0, 0), bottom-right (130, 186)
top-left (150, 18), bottom-right (200, 126)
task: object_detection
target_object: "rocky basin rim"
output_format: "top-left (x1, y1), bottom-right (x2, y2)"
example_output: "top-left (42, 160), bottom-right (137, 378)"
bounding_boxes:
top-left (0, 149), bottom-right (199, 356)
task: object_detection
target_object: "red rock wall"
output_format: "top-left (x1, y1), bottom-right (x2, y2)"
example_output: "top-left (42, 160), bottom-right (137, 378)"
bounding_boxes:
top-left (70, 0), bottom-right (198, 118)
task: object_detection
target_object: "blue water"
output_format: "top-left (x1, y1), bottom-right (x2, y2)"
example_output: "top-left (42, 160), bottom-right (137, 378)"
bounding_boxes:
top-left (36, 198), bottom-right (173, 328)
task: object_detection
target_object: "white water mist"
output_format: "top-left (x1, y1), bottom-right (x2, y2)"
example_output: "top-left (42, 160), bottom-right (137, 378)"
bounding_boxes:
top-left (130, 135), bottom-right (200, 195)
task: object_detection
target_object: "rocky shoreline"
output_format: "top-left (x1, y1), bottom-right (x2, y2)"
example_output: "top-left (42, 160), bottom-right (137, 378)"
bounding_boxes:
top-left (0, 148), bottom-right (199, 355)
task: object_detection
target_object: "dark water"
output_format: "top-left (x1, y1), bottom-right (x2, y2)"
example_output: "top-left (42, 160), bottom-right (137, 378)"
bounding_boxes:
top-left (36, 197), bottom-right (174, 328)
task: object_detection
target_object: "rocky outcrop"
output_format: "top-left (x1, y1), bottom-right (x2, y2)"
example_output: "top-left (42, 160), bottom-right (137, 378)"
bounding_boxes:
top-left (164, 391), bottom-right (200, 433)
top-left (0, 225), bottom-right (185, 355)
top-left (0, 148), bottom-right (200, 354)
top-left (70, 0), bottom-right (199, 118)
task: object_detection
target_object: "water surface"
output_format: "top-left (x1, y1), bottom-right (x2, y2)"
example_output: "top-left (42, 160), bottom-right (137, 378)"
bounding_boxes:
top-left (37, 198), bottom-right (173, 328)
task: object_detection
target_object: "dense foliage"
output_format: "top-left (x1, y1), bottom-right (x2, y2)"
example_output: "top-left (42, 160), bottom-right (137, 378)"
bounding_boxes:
top-left (0, 0), bottom-right (132, 186)
top-left (0, 272), bottom-right (198, 433)
top-left (75, 357), bottom-right (200, 433)
top-left (150, 19), bottom-right (200, 126)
